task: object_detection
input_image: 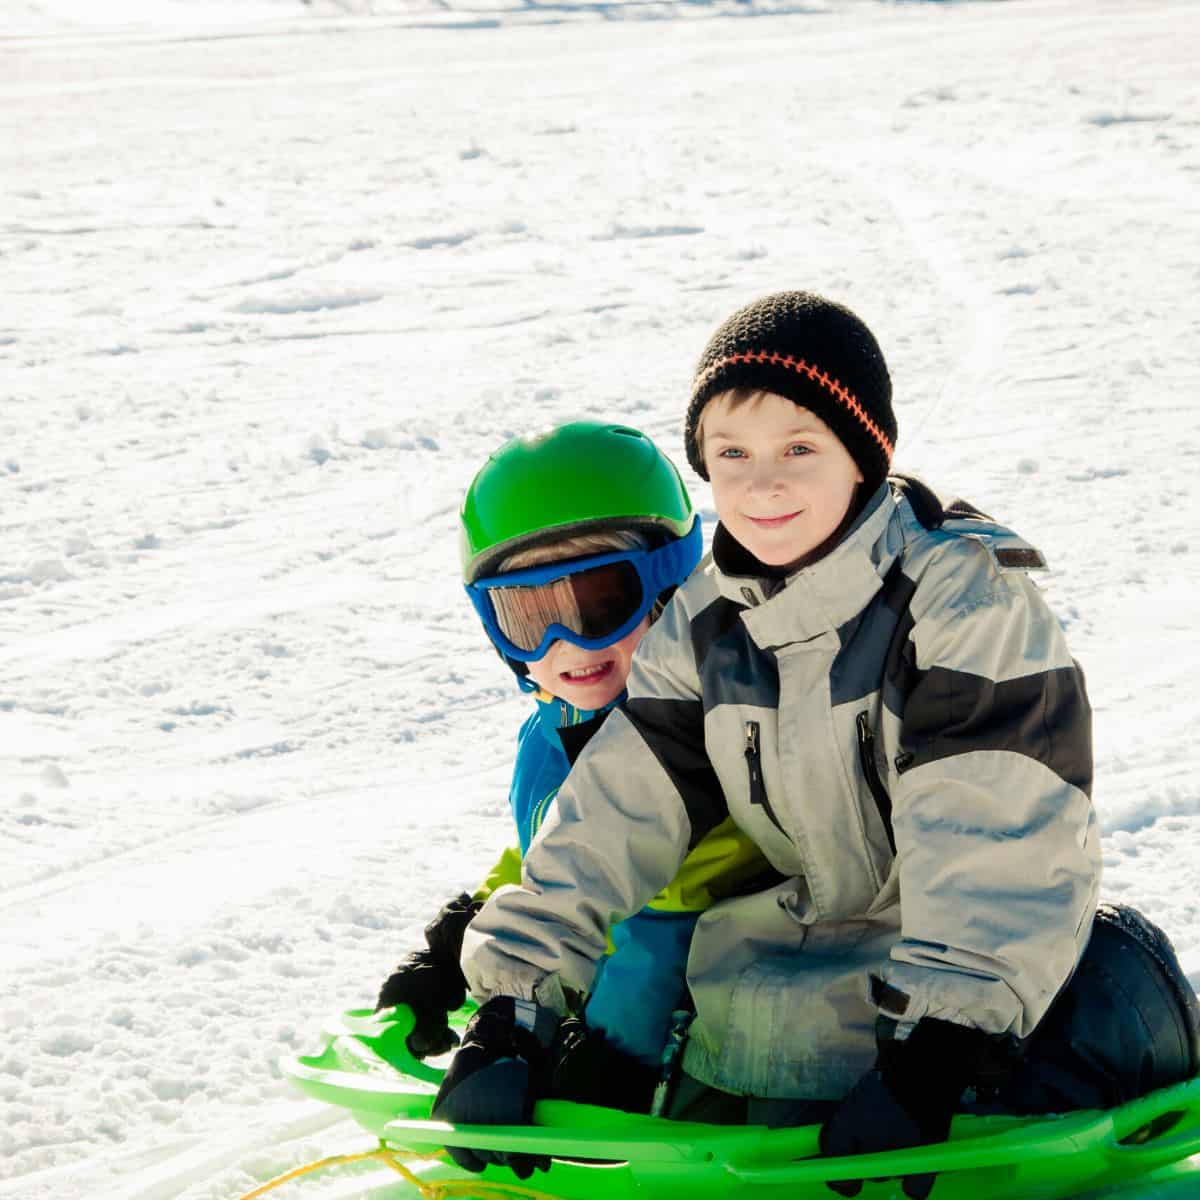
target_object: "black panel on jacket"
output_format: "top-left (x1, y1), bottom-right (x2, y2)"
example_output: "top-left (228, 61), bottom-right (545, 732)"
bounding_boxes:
top-left (556, 712), bottom-right (611, 768)
top-left (622, 697), bottom-right (729, 849)
top-left (896, 662), bottom-right (1093, 797)
top-left (690, 595), bottom-right (781, 716)
top-left (831, 558), bottom-right (918, 708)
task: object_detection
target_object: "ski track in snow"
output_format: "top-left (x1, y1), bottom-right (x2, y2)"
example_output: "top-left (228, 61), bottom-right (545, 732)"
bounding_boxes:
top-left (3, 0), bottom-right (1200, 1196)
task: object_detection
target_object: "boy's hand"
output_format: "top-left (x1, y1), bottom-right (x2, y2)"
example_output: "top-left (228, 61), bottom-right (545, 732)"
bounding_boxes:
top-left (432, 996), bottom-right (558, 1179)
top-left (376, 949), bottom-right (466, 1057)
top-left (551, 1016), bottom-right (660, 1113)
top-left (819, 1018), bottom-right (989, 1199)
top-left (375, 893), bottom-right (482, 1058)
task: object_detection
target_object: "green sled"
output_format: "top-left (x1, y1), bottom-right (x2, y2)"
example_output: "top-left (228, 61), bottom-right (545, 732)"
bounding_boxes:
top-left (281, 1005), bottom-right (1200, 1199)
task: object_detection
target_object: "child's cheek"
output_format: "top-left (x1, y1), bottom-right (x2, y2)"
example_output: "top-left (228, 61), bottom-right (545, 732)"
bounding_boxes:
top-left (524, 654), bottom-right (558, 696)
top-left (612, 619), bottom-right (652, 687)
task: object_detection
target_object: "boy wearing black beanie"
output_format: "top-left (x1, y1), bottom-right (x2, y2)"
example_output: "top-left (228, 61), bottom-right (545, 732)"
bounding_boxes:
top-left (434, 292), bottom-right (1199, 1199)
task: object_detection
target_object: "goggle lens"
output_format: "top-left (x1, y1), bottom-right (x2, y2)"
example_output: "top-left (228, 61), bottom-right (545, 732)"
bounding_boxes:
top-left (488, 560), bottom-right (645, 654)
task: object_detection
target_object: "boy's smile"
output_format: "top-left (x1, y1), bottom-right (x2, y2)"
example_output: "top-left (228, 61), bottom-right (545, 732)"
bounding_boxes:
top-left (562, 662), bottom-right (611, 679)
top-left (525, 618), bottom-right (650, 710)
top-left (702, 391), bottom-right (863, 570)
top-left (746, 511), bottom-right (802, 529)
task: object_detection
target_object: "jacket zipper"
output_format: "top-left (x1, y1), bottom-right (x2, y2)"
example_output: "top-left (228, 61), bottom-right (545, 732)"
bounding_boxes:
top-left (744, 720), bottom-right (788, 837)
top-left (856, 711), bottom-right (897, 855)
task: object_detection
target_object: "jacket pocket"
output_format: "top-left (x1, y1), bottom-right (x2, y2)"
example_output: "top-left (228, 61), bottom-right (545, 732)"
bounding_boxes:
top-left (856, 711), bottom-right (896, 855)
top-left (744, 720), bottom-right (788, 838)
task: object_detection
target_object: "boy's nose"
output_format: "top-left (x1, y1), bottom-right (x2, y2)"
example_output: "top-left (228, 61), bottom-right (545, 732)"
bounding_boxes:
top-left (746, 463), bottom-right (785, 496)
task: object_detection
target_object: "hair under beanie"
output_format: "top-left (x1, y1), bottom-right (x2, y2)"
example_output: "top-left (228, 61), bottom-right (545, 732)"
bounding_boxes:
top-left (684, 291), bottom-right (897, 492)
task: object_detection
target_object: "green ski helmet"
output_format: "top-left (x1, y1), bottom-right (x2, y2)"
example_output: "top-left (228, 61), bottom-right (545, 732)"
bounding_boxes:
top-left (460, 420), bottom-right (700, 585)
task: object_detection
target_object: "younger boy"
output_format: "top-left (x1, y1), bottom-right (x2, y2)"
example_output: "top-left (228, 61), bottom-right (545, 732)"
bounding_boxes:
top-left (376, 420), bottom-right (767, 1113)
top-left (433, 294), bottom-right (1198, 1194)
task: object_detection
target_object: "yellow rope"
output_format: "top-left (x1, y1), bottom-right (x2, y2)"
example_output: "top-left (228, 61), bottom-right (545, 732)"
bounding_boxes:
top-left (234, 1141), bottom-right (567, 1200)
top-left (235, 1147), bottom-right (391, 1199)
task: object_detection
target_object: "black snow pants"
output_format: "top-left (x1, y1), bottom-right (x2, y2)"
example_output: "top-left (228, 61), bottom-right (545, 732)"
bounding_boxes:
top-left (983, 902), bottom-right (1199, 1114)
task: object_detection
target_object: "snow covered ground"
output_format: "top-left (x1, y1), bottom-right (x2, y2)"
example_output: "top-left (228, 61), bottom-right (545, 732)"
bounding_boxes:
top-left (2, 0), bottom-right (1199, 1196)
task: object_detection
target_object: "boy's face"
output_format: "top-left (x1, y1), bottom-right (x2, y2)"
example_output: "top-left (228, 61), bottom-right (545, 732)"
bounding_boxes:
top-left (702, 391), bottom-right (863, 570)
top-left (525, 616), bottom-right (650, 711)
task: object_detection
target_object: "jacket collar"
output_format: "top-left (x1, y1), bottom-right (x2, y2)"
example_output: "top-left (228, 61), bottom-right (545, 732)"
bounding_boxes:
top-left (711, 482), bottom-right (904, 644)
top-left (531, 688), bottom-right (619, 740)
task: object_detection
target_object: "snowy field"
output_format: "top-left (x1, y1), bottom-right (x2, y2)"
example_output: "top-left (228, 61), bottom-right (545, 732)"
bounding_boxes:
top-left (2, 0), bottom-right (1199, 1196)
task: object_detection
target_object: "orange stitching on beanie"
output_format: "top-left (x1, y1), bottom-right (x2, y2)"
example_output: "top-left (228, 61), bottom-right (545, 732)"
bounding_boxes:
top-left (696, 351), bottom-right (894, 461)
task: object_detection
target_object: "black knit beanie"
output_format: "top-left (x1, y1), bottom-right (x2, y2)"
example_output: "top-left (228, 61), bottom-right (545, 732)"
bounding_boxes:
top-left (684, 291), bottom-right (897, 492)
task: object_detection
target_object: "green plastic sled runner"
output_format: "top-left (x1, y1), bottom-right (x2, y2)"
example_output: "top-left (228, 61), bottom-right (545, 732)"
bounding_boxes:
top-left (281, 1005), bottom-right (1200, 1199)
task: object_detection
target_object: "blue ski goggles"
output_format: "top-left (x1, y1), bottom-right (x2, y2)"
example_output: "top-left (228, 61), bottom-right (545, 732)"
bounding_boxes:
top-left (466, 521), bottom-right (702, 662)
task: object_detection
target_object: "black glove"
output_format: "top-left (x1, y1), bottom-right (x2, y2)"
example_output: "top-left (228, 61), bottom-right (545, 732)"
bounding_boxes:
top-left (431, 996), bottom-right (559, 1180)
top-left (376, 893), bottom-right (482, 1058)
top-left (819, 1017), bottom-right (990, 1200)
top-left (550, 1016), bottom-right (660, 1113)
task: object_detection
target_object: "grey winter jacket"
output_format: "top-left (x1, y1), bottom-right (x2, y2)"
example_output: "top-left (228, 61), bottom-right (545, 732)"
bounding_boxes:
top-left (461, 480), bottom-right (1101, 1100)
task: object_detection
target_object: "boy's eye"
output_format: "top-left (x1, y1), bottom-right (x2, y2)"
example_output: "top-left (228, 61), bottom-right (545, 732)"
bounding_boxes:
top-left (786, 443), bottom-right (812, 456)
top-left (717, 447), bottom-right (746, 459)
